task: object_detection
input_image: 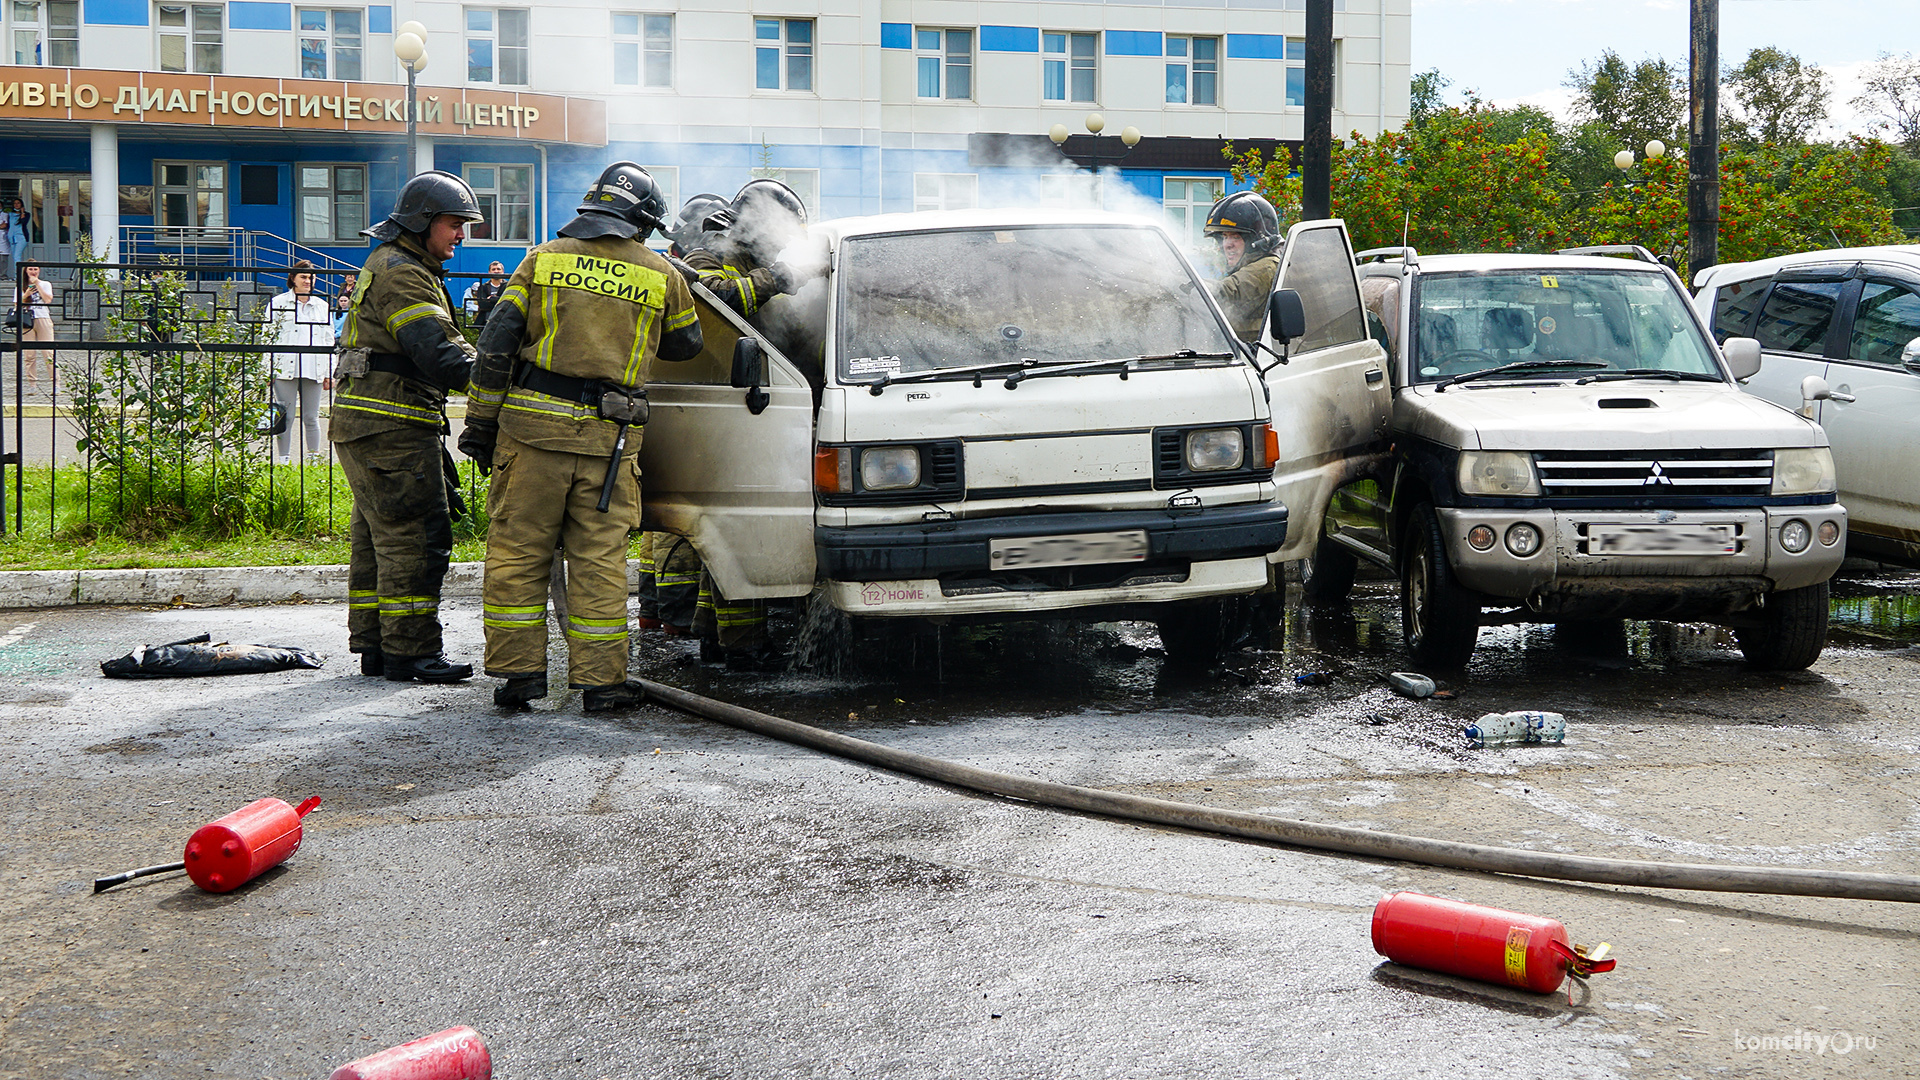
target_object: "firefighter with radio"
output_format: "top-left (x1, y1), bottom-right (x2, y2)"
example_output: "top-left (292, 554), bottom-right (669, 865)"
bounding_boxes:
top-left (458, 162), bottom-right (703, 711)
top-left (1204, 191), bottom-right (1283, 344)
top-left (331, 170), bottom-right (484, 683)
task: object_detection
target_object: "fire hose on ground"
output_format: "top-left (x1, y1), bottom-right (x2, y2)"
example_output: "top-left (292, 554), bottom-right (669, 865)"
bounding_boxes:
top-left (634, 679), bottom-right (1920, 904)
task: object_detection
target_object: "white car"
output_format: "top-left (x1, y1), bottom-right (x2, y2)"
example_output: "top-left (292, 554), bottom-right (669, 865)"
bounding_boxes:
top-left (1694, 246), bottom-right (1920, 567)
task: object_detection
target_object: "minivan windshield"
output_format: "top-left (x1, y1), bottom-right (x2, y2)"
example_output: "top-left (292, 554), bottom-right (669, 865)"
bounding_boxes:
top-left (1411, 269), bottom-right (1722, 386)
top-left (835, 224), bottom-right (1236, 383)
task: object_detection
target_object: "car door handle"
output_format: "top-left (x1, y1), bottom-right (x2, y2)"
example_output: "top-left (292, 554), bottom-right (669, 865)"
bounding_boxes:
top-left (1365, 367), bottom-right (1385, 385)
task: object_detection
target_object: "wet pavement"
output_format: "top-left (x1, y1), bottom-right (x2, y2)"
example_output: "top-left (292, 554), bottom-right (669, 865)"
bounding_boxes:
top-left (3, 568), bottom-right (1917, 1079)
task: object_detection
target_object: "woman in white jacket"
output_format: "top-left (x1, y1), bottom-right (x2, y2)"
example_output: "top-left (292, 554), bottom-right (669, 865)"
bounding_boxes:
top-left (267, 260), bottom-right (336, 463)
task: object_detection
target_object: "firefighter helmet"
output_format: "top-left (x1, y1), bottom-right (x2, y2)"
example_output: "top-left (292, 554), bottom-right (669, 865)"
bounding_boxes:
top-left (363, 171), bottom-right (484, 240)
top-left (1203, 191), bottom-right (1281, 257)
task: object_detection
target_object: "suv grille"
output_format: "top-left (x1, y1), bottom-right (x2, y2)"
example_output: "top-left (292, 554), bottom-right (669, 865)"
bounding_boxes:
top-left (1533, 448), bottom-right (1774, 500)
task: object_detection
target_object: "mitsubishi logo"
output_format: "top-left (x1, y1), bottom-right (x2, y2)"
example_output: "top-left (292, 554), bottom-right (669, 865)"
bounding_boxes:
top-left (1644, 461), bottom-right (1673, 486)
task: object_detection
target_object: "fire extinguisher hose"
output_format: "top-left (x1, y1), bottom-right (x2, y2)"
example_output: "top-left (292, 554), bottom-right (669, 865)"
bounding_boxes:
top-left (635, 678), bottom-right (1920, 904)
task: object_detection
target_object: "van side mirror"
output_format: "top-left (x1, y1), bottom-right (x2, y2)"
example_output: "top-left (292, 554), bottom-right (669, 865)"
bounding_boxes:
top-left (1269, 289), bottom-right (1307, 343)
top-left (1722, 336), bottom-right (1762, 382)
top-left (730, 336), bottom-right (770, 415)
top-left (1903, 335), bottom-right (1920, 374)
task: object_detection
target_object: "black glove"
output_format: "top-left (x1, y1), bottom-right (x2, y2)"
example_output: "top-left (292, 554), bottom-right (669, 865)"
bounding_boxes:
top-left (666, 255), bottom-right (699, 285)
top-left (770, 261), bottom-right (803, 296)
top-left (458, 417), bottom-right (498, 476)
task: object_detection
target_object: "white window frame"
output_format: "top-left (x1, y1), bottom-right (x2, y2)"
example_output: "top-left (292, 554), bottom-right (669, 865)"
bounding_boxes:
top-left (297, 8), bottom-right (364, 82)
top-left (154, 160), bottom-right (228, 231)
top-left (156, 2), bottom-right (222, 74)
top-left (1165, 35), bottom-right (1218, 107)
top-left (1283, 38), bottom-right (1340, 110)
top-left (914, 27), bottom-right (972, 101)
top-left (465, 6), bottom-right (529, 86)
top-left (1162, 176), bottom-right (1224, 250)
top-left (295, 162), bottom-right (368, 245)
top-left (912, 173), bottom-right (977, 213)
top-left (612, 12), bottom-right (673, 89)
top-left (463, 163), bottom-right (535, 245)
top-left (9, 0), bottom-right (78, 66)
top-left (751, 168), bottom-right (817, 218)
top-left (1042, 31), bottom-right (1097, 105)
top-left (754, 17), bottom-right (812, 93)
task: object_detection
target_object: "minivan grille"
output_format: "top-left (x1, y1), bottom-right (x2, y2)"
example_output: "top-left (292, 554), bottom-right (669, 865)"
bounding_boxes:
top-left (1533, 448), bottom-right (1774, 500)
top-left (927, 443), bottom-right (961, 489)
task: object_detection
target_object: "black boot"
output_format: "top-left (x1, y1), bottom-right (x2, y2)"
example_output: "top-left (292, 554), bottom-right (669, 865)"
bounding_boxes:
top-left (724, 642), bottom-right (787, 673)
top-left (357, 651), bottom-right (385, 677)
top-left (383, 653), bottom-right (475, 683)
top-left (494, 674), bottom-right (548, 709)
top-left (582, 680), bottom-right (648, 712)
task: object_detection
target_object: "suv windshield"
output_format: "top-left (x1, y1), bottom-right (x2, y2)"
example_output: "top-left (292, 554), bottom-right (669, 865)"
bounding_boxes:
top-left (835, 224), bottom-right (1235, 382)
top-left (1411, 269), bottom-right (1721, 385)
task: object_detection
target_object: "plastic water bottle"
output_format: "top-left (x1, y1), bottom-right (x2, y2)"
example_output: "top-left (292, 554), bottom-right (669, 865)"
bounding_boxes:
top-left (1387, 671), bottom-right (1436, 698)
top-left (1464, 710), bottom-right (1566, 748)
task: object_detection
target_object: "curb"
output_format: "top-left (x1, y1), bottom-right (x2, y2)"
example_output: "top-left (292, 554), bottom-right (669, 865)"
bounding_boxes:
top-left (0, 560), bottom-right (643, 610)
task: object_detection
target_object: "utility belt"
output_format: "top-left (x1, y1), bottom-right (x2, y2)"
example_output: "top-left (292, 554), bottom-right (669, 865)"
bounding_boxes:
top-left (333, 347), bottom-right (427, 384)
top-left (513, 363), bottom-right (648, 425)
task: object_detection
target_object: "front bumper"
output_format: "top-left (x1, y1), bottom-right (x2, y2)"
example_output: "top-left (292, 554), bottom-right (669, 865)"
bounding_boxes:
top-left (823, 556), bottom-right (1275, 618)
top-left (1438, 505), bottom-right (1847, 613)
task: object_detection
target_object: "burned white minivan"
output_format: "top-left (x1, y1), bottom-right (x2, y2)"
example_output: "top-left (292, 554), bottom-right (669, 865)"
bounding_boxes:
top-left (638, 209), bottom-right (1291, 661)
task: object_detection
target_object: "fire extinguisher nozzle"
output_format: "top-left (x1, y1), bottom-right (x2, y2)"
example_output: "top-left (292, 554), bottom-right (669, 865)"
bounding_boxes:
top-left (92, 860), bottom-right (188, 894)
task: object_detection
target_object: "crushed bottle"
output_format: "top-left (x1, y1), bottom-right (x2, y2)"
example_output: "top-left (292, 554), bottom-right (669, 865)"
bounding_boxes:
top-left (1465, 710), bottom-right (1567, 748)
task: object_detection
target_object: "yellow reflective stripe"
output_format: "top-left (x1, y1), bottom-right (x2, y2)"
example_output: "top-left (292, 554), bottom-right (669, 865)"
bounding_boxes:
top-left (664, 304), bottom-right (697, 331)
top-left (483, 605), bottom-right (546, 625)
top-left (349, 588), bottom-right (379, 611)
top-left (532, 252), bottom-right (668, 308)
top-left (569, 616), bottom-right (627, 628)
top-left (500, 284), bottom-right (528, 313)
top-left (537, 269), bottom-right (560, 369)
top-left (380, 597), bottom-right (438, 614)
top-left (468, 384), bottom-right (507, 406)
top-left (486, 604), bottom-right (547, 613)
top-left (335, 394), bottom-right (442, 424)
top-left (566, 623), bottom-right (628, 641)
top-left (657, 572), bottom-right (699, 587)
top-left (387, 302), bottom-right (446, 334)
top-left (500, 388), bottom-right (623, 425)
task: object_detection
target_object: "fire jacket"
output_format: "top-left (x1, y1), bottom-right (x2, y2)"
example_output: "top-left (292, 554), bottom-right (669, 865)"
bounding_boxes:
top-left (330, 232), bottom-right (475, 439)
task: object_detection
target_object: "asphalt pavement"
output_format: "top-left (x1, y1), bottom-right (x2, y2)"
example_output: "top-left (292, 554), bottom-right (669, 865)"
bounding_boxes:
top-left (2, 573), bottom-right (1917, 1079)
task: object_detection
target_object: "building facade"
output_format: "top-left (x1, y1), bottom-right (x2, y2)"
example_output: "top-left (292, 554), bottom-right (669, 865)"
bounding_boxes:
top-left (0, 0), bottom-right (1411, 275)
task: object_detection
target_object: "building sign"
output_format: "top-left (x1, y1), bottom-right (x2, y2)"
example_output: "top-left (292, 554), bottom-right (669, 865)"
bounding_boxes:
top-left (0, 66), bottom-right (606, 146)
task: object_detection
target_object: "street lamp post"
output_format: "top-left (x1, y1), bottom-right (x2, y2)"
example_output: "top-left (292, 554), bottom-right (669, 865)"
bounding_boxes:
top-left (393, 22), bottom-right (430, 177)
top-left (1049, 113), bottom-right (1142, 175)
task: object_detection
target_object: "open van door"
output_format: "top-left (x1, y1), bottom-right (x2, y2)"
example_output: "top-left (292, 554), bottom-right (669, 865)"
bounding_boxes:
top-left (639, 282), bottom-right (816, 599)
top-left (1260, 219), bottom-right (1392, 563)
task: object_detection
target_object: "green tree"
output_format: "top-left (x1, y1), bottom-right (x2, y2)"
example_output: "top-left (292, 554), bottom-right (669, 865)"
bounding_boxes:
top-left (1852, 52), bottom-right (1920, 154)
top-left (1566, 50), bottom-right (1685, 154)
top-left (1723, 47), bottom-right (1830, 146)
top-left (1409, 68), bottom-right (1451, 128)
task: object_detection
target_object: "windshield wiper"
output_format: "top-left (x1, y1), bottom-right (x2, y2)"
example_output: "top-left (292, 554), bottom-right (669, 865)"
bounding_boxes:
top-left (1004, 349), bottom-right (1231, 388)
top-left (864, 358), bottom-right (1038, 395)
top-left (1574, 369), bottom-right (1725, 385)
top-left (1434, 359), bottom-right (1607, 391)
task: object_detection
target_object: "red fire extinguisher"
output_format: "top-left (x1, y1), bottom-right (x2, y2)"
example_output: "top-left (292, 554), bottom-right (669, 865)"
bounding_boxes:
top-left (1371, 892), bottom-right (1615, 999)
top-left (93, 795), bottom-right (321, 894)
top-left (329, 1026), bottom-right (492, 1080)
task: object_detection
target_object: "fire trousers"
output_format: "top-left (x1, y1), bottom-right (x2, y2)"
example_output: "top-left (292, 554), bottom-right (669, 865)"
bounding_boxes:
top-left (481, 430), bottom-right (638, 689)
top-left (339, 427), bottom-right (454, 659)
top-left (636, 531), bottom-right (701, 629)
top-left (693, 570), bottom-right (769, 650)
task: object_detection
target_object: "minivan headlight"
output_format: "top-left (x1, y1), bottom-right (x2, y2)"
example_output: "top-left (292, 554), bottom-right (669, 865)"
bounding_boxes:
top-left (1186, 427), bottom-right (1245, 471)
top-left (1772, 448), bottom-right (1835, 495)
top-left (860, 446), bottom-right (922, 490)
top-left (1457, 450), bottom-right (1541, 496)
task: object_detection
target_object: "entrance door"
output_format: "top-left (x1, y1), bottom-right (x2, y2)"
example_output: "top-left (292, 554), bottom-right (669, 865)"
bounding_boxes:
top-left (0, 174), bottom-right (91, 278)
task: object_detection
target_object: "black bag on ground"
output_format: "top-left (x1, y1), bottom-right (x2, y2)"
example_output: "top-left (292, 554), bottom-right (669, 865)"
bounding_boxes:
top-left (100, 633), bottom-right (326, 678)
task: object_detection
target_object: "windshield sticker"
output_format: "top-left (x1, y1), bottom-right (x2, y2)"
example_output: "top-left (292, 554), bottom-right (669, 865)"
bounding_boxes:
top-left (846, 355), bottom-right (903, 375)
top-left (1538, 315), bottom-right (1557, 335)
top-left (1541, 275), bottom-right (1560, 288)
top-left (994, 232), bottom-right (1016, 244)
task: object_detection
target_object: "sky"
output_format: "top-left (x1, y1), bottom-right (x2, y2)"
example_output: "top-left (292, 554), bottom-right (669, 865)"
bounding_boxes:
top-left (1410, 0), bottom-right (1917, 138)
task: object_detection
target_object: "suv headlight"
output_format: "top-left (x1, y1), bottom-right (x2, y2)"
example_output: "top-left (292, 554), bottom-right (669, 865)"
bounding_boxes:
top-left (1772, 447), bottom-right (1835, 495)
top-left (1186, 427), bottom-right (1245, 471)
top-left (860, 446), bottom-right (922, 490)
top-left (1457, 450), bottom-right (1541, 496)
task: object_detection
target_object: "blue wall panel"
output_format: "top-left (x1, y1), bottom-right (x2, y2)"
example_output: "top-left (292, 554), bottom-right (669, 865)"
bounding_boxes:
top-left (880, 23), bottom-right (910, 50)
top-left (1226, 34), bottom-right (1287, 60)
top-left (980, 26), bottom-right (1038, 53)
top-left (228, 2), bottom-right (293, 31)
top-left (1104, 31), bottom-right (1162, 57)
top-left (82, 0), bottom-right (145, 26)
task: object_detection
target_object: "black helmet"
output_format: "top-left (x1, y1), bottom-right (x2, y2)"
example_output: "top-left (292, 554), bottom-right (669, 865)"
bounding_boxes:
top-left (1204, 191), bottom-right (1280, 258)
top-left (364, 170), bottom-right (484, 240)
top-left (666, 192), bottom-right (730, 252)
top-left (578, 161), bottom-right (667, 234)
top-left (732, 178), bottom-right (808, 227)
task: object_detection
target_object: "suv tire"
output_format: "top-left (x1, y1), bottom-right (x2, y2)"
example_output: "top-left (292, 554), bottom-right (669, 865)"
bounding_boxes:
top-left (1301, 533), bottom-right (1359, 604)
top-left (1156, 597), bottom-right (1240, 666)
top-left (1402, 504), bottom-right (1480, 670)
top-left (1735, 581), bottom-right (1829, 670)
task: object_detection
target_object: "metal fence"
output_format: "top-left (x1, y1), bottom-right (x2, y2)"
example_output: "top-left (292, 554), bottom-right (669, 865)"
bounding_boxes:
top-left (1, 260), bottom-right (499, 540)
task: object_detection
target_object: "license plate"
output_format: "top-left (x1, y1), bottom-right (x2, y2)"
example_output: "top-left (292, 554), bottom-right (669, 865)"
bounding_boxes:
top-left (1586, 523), bottom-right (1736, 556)
top-left (990, 530), bottom-right (1149, 571)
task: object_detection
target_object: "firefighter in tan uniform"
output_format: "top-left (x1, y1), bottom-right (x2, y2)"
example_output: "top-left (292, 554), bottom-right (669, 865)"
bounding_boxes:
top-left (331, 170), bottom-right (485, 683)
top-left (1204, 191), bottom-right (1283, 344)
top-left (459, 163), bottom-right (702, 711)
